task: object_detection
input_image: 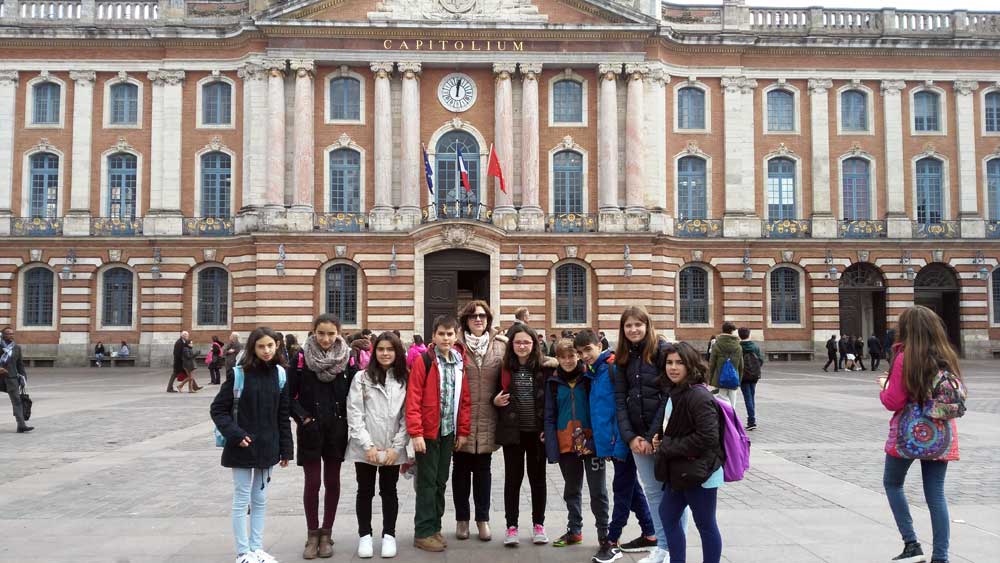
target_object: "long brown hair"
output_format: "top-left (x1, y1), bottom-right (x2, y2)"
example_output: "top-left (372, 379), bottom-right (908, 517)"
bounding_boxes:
top-left (898, 305), bottom-right (961, 401)
top-left (365, 331), bottom-right (408, 387)
top-left (502, 323), bottom-right (543, 375)
top-left (615, 305), bottom-right (659, 368)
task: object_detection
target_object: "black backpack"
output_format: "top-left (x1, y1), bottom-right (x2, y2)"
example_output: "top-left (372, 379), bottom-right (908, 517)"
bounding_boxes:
top-left (742, 349), bottom-right (762, 384)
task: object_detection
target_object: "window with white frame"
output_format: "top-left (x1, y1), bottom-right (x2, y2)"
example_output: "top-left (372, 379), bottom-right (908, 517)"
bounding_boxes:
top-left (767, 158), bottom-right (796, 220)
top-left (766, 89), bottom-right (795, 132)
top-left (914, 91), bottom-right (941, 132)
top-left (32, 82), bottom-right (61, 125)
top-left (677, 156), bottom-right (707, 220)
top-left (109, 82), bottom-right (139, 125)
top-left (326, 264), bottom-right (358, 325)
top-left (329, 77), bottom-right (361, 121)
top-left (202, 81), bottom-right (232, 126)
top-left (842, 158), bottom-right (871, 221)
top-left (555, 263), bottom-right (586, 325)
top-left (29, 152), bottom-right (59, 218)
top-left (841, 89), bottom-right (868, 132)
top-left (23, 268), bottom-right (54, 327)
top-left (552, 150), bottom-right (583, 214)
top-left (102, 267), bottom-right (133, 327)
top-left (329, 149), bottom-right (361, 213)
top-left (201, 152), bottom-right (232, 219)
top-left (108, 153), bottom-right (137, 220)
top-left (915, 157), bottom-right (943, 225)
top-left (678, 267), bottom-right (708, 324)
top-left (770, 267), bottom-right (800, 324)
top-left (552, 79), bottom-right (583, 124)
top-left (986, 91), bottom-right (1000, 133)
top-left (677, 87), bottom-right (705, 130)
top-left (197, 267), bottom-right (229, 326)
top-left (987, 158), bottom-right (999, 221)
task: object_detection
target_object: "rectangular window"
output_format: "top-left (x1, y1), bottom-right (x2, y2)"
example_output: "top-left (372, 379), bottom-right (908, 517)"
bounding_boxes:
top-left (767, 160), bottom-right (796, 220)
top-left (770, 269), bottom-right (800, 324)
top-left (841, 90), bottom-right (868, 131)
top-left (916, 159), bottom-right (943, 225)
top-left (24, 270), bottom-right (54, 326)
top-left (767, 90), bottom-right (795, 132)
top-left (914, 92), bottom-right (940, 132)
top-left (677, 88), bottom-right (705, 130)
top-left (33, 83), bottom-right (60, 124)
top-left (553, 151), bottom-right (583, 214)
top-left (677, 157), bottom-right (707, 220)
top-left (986, 92), bottom-right (1000, 133)
top-left (330, 78), bottom-right (361, 121)
top-left (110, 83), bottom-right (139, 125)
top-left (842, 159), bottom-right (871, 221)
top-left (203, 82), bottom-right (232, 126)
top-left (556, 265), bottom-right (586, 324)
top-left (327, 266), bottom-right (358, 324)
top-left (553, 80), bottom-right (583, 124)
top-left (679, 268), bottom-right (708, 324)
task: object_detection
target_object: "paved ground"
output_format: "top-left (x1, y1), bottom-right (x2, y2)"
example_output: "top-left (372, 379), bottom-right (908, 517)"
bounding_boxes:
top-left (2, 360), bottom-right (999, 563)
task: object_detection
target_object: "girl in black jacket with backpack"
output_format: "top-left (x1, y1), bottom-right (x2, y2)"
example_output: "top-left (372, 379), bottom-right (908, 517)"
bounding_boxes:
top-left (210, 326), bottom-right (292, 563)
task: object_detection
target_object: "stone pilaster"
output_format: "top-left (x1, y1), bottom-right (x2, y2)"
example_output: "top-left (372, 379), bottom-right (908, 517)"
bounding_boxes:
top-left (0, 71), bottom-right (18, 235)
top-left (721, 75), bottom-right (760, 237)
top-left (955, 80), bottom-right (984, 237)
top-left (518, 63), bottom-right (544, 232)
top-left (643, 64), bottom-right (670, 233)
top-left (235, 62), bottom-right (270, 232)
top-left (264, 60), bottom-right (287, 226)
top-left (370, 62), bottom-right (395, 232)
top-left (145, 70), bottom-right (185, 236)
top-left (808, 78), bottom-right (837, 238)
top-left (287, 60), bottom-right (315, 232)
top-left (597, 63), bottom-right (624, 232)
top-left (397, 62), bottom-right (422, 229)
top-left (881, 79), bottom-right (909, 238)
top-left (624, 63), bottom-right (648, 232)
top-left (63, 71), bottom-right (96, 236)
top-left (492, 62), bottom-right (517, 230)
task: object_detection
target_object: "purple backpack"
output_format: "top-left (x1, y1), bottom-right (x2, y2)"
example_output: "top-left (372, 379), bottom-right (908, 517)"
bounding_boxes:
top-left (712, 392), bottom-right (751, 482)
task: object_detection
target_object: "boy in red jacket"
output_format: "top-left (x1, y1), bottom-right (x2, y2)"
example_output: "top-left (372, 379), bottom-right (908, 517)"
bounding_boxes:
top-left (406, 315), bottom-right (471, 552)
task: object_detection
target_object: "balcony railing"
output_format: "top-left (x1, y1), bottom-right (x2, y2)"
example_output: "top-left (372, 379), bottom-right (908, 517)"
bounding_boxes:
top-left (763, 219), bottom-right (812, 239)
top-left (913, 221), bottom-right (960, 239)
top-left (838, 219), bottom-right (887, 239)
top-left (546, 213), bottom-right (596, 233)
top-left (986, 221), bottom-right (1000, 239)
top-left (12, 1), bottom-right (159, 21)
top-left (91, 217), bottom-right (142, 236)
top-left (182, 217), bottom-right (234, 236)
top-left (675, 218), bottom-right (723, 238)
top-left (421, 202), bottom-right (493, 224)
top-left (11, 217), bottom-right (62, 236)
top-left (314, 212), bottom-right (366, 233)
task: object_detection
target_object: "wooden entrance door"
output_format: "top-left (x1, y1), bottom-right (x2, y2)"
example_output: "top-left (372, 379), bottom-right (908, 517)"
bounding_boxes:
top-left (423, 249), bottom-right (490, 340)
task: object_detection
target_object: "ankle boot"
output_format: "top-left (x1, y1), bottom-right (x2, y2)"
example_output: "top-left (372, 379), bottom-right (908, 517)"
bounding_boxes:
top-left (318, 528), bottom-right (334, 558)
top-left (456, 521), bottom-right (470, 540)
top-left (303, 529), bottom-right (321, 560)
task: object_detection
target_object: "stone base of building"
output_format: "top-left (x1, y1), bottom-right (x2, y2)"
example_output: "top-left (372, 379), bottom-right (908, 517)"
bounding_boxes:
top-left (517, 207), bottom-right (545, 232)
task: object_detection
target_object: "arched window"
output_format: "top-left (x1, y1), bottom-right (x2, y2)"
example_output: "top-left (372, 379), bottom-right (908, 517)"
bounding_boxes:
top-left (842, 158), bottom-right (871, 221)
top-left (329, 149), bottom-right (361, 213)
top-left (677, 156), bottom-right (707, 220)
top-left (29, 152), bottom-right (59, 218)
top-left (914, 91), bottom-right (940, 132)
top-left (23, 268), bottom-right (54, 327)
top-left (330, 77), bottom-right (361, 121)
top-left (767, 158), bottom-right (796, 220)
top-left (988, 158), bottom-right (1000, 221)
top-left (767, 89), bottom-right (794, 132)
top-left (770, 267), bottom-right (800, 324)
top-left (678, 267), bottom-right (708, 324)
top-left (197, 267), bottom-right (228, 326)
top-left (102, 267), bottom-right (133, 327)
top-left (435, 131), bottom-right (479, 209)
top-left (555, 263), bottom-right (586, 325)
top-left (202, 81), bottom-right (232, 125)
top-left (916, 157), bottom-right (943, 225)
top-left (108, 153), bottom-right (137, 220)
top-left (33, 82), bottom-right (60, 124)
top-left (841, 90), bottom-right (868, 131)
top-left (109, 82), bottom-right (139, 125)
top-left (993, 269), bottom-right (1000, 323)
top-left (677, 87), bottom-right (706, 130)
top-left (326, 264), bottom-right (358, 325)
top-left (201, 152), bottom-right (232, 219)
top-left (553, 150), bottom-right (583, 214)
top-left (552, 79), bottom-right (583, 124)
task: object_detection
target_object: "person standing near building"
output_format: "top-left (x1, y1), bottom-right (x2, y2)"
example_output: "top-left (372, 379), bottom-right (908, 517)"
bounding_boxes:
top-left (548, 334), bottom-right (558, 358)
top-left (167, 330), bottom-right (189, 393)
top-left (868, 333), bottom-right (883, 371)
top-left (823, 335), bottom-right (839, 372)
top-left (406, 335), bottom-right (427, 369)
top-left (738, 327), bottom-right (763, 431)
top-left (854, 336), bottom-right (867, 371)
top-left (224, 332), bottom-right (243, 383)
top-left (514, 307), bottom-right (531, 327)
top-left (1, 327), bottom-right (32, 433)
top-left (838, 334), bottom-right (850, 371)
top-left (209, 336), bottom-right (225, 385)
top-left (707, 322), bottom-right (743, 407)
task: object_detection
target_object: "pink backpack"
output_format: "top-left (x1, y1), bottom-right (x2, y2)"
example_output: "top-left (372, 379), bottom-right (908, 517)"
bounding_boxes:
top-left (713, 393), bottom-right (751, 482)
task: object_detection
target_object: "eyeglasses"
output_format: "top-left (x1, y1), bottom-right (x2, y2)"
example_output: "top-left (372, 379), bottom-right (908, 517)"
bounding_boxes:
top-left (468, 314), bottom-right (488, 320)
top-left (513, 341), bottom-right (534, 347)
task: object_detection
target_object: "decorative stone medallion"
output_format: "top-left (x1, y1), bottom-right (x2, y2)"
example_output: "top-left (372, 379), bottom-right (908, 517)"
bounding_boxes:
top-left (858, 250), bottom-right (870, 263)
top-left (439, 0), bottom-right (475, 13)
top-left (932, 250), bottom-right (944, 263)
top-left (335, 245), bottom-right (347, 258)
top-left (782, 250), bottom-right (794, 262)
top-left (30, 249), bottom-right (42, 262)
top-left (691, 250), bottom-right (703, 262)
top-left (565, 246), bottom-right (578, 258)
top-left (203, 248), bottom-right (216, 262)
top-left (108, 249), bottom-right (122, 263)
top-left (442, 224), bottom-right (473, 247)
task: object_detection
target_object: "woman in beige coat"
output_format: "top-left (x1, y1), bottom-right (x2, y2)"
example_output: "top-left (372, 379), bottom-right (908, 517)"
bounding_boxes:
top-left (452, 300), bottom-right (506, 542)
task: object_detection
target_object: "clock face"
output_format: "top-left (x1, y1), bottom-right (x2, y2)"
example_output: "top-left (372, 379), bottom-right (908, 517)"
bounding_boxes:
top-left (438, 73), bottom-right (477, 113)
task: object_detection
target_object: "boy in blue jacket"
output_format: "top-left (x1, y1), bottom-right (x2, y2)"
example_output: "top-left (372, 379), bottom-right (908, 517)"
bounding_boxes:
top-left (574, 330), bottom-right (657, 563)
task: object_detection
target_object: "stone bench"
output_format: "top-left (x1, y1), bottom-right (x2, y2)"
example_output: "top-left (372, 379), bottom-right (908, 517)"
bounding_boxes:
top-left (765, 350), bottom-right (815, 362)
top-left (89, 356), bottom-right (136, 367)
top-left (23, 355), bottom-right (57, 368)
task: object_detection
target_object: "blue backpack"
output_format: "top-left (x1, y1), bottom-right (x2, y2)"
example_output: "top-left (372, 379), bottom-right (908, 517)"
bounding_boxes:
top-left (718, 358), bottom-right (740, 389)
top-left (214, 365), bottom-right (286, 447)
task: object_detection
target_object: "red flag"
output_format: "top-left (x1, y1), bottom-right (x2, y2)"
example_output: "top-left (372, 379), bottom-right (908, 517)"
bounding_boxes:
top-left (487, 144), bottom-right (506, 194)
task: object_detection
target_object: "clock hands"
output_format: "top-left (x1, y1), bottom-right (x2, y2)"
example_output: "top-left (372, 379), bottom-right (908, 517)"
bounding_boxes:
top-left (453, 78), bottom-right (462, 100)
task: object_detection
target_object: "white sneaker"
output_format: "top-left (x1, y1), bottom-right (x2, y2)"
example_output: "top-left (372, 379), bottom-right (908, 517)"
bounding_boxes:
top-left (381, 534), bottom-right (397, 558)
top-left (637, 547), bottom-right (669, 563)
top-left (252, 550), bottom-right (278, 563)
top-left (531, 523), bottom-right (549, 544)
top-left (357, 534), bottom-right (374, 558)
top-left (235, 553), bottom-right (259, 563)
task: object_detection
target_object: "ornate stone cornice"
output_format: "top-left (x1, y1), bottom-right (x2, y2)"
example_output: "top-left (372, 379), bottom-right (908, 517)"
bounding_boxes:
top-left (598, 63), bottom-right (622, 80)
top-left (113, 70), bottom-right (130, 83)
top-left (721, 75), bottom-right (757, 94)
top-left (493, 62), bottom-right (516, 79)
top-left (397, 61), bottom-right (421, 78)
top-left (370, 61), bottom-right (394, 78)
top-left (953, 79), bottom-right (979, 96)
top-left (880, 79), bottom-right (906, 96)
top-left (69, 70), bottom-right (96, 85)
top-left (519, 63), bottom-right (542, 78)
top-left (203, 136), bottom-right (230, 153)
top-left (238, 62), bottom-right (268, 81)
top-left (147, 70), bottom-right (185, 86)
top-left (0, 70), bottom-right (18, 86)
top-left (112, 136), bottom-right (135, 153)
top-left (330, 132), bottom-right (362, 151)
top-left (808, 78), bottom-right (833, 95)
top-left (29, 138), bottom-right (57, 153)
top-left (555, 135), bottom-right (584, 152)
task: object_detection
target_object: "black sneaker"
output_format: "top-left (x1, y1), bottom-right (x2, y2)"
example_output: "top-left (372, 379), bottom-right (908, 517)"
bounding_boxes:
top-left (619, 535), bottom-right (656, 552)
top-left (892, 541), bottom-right (926, 563)
top-left (592, 542), bottom-right (622, 563)
top-left (746, 423), bottom-right (758, 431)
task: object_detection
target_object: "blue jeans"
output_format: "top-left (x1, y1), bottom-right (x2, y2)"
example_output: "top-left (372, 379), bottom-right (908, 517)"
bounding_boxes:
top-left (608, 452), bottom-right (655, 543)
top-left (883, 454), bottom-right (949, 561)
top-left (740, 382), bottom-right (757, 426)
top-left (232, 467), bottom-right (272, 555)
top-left (633, 451), bottom-right (689, 550)
top-left (660, 485), bottom-right (722, 563)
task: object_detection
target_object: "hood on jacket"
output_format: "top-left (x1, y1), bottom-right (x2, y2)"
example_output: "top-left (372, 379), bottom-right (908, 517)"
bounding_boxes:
top-left (715, 333), bottom-right (741, 354)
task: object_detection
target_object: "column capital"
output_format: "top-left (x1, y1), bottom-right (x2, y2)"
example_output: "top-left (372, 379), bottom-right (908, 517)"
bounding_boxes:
top-left (397, 61), bottom-right (422, 78)
top-left (954, 79), bottom-right (979, 96)
top-left (147, 70), bottom-right (185, 86)
top-left (68, 70), bottom-right (96, 85)
top-left (624, 63), bottom-right (648, 81)
top-left (519, 63), bottom-right (543, 78)
top-left (263, 59), bottom-right (287, 74)
top-left (289, 60), bottom-right (315, 77)
top-left (598, 63), bottom-right (622, 80)
top-left (492, 62), bottom-right (517, 79)
top-left (880, 79), bottom-right (906, 96)
top-left (238, 62), bottom-right (269, 81)
top-left (0, 70), bottom-right (19, 86)
top-left (807, 78), bottom-right (833, 95)
top-left (645, 63), bottom-right (670, 86)
top-left (721, 75), bottom-right (757, 94)
top-left (370, 61), bottom-right (394, 78)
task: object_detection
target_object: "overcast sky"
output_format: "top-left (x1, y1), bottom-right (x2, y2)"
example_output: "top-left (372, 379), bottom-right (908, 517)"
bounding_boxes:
top-left (665, 0), bottom-right (996, 9)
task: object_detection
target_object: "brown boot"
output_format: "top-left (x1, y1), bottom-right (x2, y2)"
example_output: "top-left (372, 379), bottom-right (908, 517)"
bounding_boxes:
top-left (433, 532), bottom-right (448, 548)
top-left (318, 528), bottom-right (334, 558)
top-left (456, 521), bottom-right (470, 540)
top-left (303, 529), bottom-right (321, 560)
top-left (413, 535), bottom-right (445, 552)
top-left (477, 521), bottom-right (492, 541)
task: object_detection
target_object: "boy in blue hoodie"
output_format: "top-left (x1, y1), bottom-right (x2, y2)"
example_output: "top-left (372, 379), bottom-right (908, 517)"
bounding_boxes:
top-left (573, 330), bottom-right (657, 563)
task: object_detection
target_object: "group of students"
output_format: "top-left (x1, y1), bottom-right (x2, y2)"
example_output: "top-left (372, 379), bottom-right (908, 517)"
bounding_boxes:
top-left (209, 302), bottom-right (962, 563)
top-left (823, 332), bottom-right (887, 372)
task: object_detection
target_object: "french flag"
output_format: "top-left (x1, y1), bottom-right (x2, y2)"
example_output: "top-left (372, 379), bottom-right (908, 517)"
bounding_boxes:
top-left (421, 143), bottom-right (434, 195)
top-left (456, 146), bottom-right (472, 193)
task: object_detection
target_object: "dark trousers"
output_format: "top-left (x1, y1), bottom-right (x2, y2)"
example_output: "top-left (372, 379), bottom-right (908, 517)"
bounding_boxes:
top-left (823, 352), bottom-right (838, 371)
top-left (452, 451), bottom-right (492, 522)
top-left (558, 454), bottom-right (609, 537)
top-left (414, 433), bottom-right (455, 538)
top-left (355, 462), bottom-right (400, 537)
top-left (4, 375), bottom-right (26, 428)
top-left (303, 455), bottom-right (342, 530)
top-left (502, 432), bottom-right (547, 528)
top-left (838, 352), bottom-right (848, 370)
top-left (209, 365), bottom-right (222, 384)
top-left (856, 354), bottom-right (867, 370)
top-left (660, 485), bottom-right (722, 563)
top-left (608, 451), bottom-right (655, 543)
top-left (166, 370), bottom-right (179, 391)
top-left (871, 355), bottom-right (881, 371)
top-left (740, 382), bottom-right (757, 426)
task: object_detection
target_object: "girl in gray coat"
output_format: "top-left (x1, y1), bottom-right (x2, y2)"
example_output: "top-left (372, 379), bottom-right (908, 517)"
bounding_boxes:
top-left (346, 331), bottom-right (410, 559)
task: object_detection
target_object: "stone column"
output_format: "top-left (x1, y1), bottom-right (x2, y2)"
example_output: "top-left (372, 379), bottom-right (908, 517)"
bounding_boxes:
top-left (0, 71), bottom-right (18, 235)
top-left (287, 60), bottom-right (315, 231)
top-left (397, 62), bottom-right (422, 229)
top-left (264, 60), bottom-right (286, 224)
top-left (236, 62), bottom-right (269, 232)
top-left (370, 61), bottom-right (395, 231)
top-left (62, 71), bottom-right (96, 236)
top-left (808, 78), bottom-right (836, 238)
top-left (721, 75), bottom-right (760, 237)
top-left (881, 79), bottom-right (908, 238)
top-left (644, 64), bottom-right (670, 233)
top-left (597, 63), bottom-right (624, 232)
top-left (955, 80), bottom-right (984, 237)
top-left (492, 63), bottom-right (517, 230)
top-left (145, 70), bottom-right (185, 236)
top-left (624, 63), bottom-right (647, 231)
top-left (518, 63), bottom-right (544, 232)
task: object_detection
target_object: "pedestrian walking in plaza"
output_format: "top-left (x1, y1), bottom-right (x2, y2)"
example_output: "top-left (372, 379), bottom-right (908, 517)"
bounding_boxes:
top-left (868, 333), bottom-right (883, 371)
top-left (823, 334), bottom-right (839, 372)
top-left (653, 342), bottom-right (724, 563)
top-left (884, 328), bottom-right (897, 367)
top-left (1, 327), bottom-right (32, 433)
top-left (210, 326), bottom-right (292, 563)
top-left (224, 332), bottom-right (243, 383)
top-left (285, 334), bottom-right (304, 371)
top-left (575, 329), bottom-right (657, 562)
top-left (707, 322), bottom-right (743, 407)
top-left (290, 314), bottom-right (356, 559)
top-left (346, 331), bottom-right (410, 559)
top-left (453, 301), bottom-right (506, 542)
top-left (351, 332), bottom-right (373, 371)
top-left (838, 334), bottom-right (850, 371)
top-left (543, 339), bottom-right (610, 552)
top-left (880, 306), bottom-right (964, 563)
top-left (167, 330), bottom-right (189, 392)
top-left (613, 305), bottom-right (683, 563)
top-left (854, 335), bottom-right (867, 371)
top-left (93, 341), bottom-right (106, 367)
top-left (209, 336), bottom-right (225, 384)
top-left (406, 315), bottom-right (472, 553)
top-left (844, 336), bottom-right (857, 371)
top-left (176, 338), bottom-right (203, 393)
top-left (495, 322), bottom-right (554, 548)
top-left (405, 335), bottom-right (427, 369)
top-left (738, 327), bottom-right (763, 431)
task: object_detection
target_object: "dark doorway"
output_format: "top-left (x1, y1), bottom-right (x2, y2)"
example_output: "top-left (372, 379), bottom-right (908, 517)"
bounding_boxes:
top-left (914, 263), bottom-right (962, 354)
top-left (424, 249), bottom-right (490, 340)
top-left (838, 263), bottom-right (887, 344)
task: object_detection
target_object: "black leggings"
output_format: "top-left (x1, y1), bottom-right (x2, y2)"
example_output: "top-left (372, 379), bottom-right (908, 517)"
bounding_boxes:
top-left (355, 462), bottom-right (400, 537)
top-left (502, 433), bottom-right (547, 528)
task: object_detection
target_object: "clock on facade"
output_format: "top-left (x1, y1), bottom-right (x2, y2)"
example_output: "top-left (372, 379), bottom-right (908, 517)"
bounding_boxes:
top-left (438, 73), bottom-right (477, 113)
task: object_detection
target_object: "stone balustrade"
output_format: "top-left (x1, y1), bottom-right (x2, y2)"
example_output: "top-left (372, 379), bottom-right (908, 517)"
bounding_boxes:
top-left (96, 1), bottom-right (157, 20)
top-left (18, 1), bottom-right (82, 19)
top-left (4, 0), bottom-right (158, 21)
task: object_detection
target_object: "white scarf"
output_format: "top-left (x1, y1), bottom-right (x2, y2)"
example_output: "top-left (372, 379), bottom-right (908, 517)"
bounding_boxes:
top-left (1, 338), bottom-right (14, 367)
top-left (464, 331), bottom-right (490, 366)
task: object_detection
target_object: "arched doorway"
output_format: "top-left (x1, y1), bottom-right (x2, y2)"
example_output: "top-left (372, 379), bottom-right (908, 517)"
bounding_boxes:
top-left (423, 249), bottom-right (490, 340)
top-left (914, 263), bottom-right (962, 353)
top-left (838, 263), bottom-right (887, 342)
top-left (435, 131), bottom-right (481, 218)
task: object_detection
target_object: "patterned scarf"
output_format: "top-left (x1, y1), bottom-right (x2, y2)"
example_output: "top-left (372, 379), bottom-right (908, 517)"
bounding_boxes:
top-left (464, 331), bottom-right (490, 366)
top-left (1, 338), bottom-right (14, 367)
top-left (303, 335), bottom-right (350, 383)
